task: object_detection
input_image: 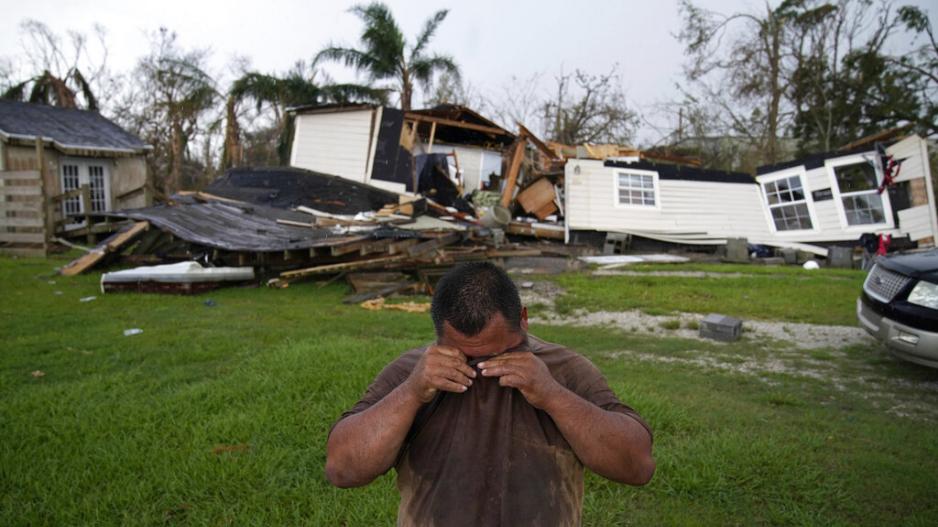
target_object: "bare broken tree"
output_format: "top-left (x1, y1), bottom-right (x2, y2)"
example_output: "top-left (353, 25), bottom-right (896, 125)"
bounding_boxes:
top-left (1, 19), bottom-right (113, 110)
top-left (542, 67), bottom-right (638, 146)
top-left (486, 72), bottom-right (545, 133)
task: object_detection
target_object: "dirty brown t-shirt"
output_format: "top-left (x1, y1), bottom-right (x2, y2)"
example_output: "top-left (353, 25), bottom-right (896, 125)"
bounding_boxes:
top-left (335, 335), bottom-right (651, 527)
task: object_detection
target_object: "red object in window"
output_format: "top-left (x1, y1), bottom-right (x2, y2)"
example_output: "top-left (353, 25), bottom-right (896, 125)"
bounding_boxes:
top-left (877, 234), bottom-right (892, 256)
top-left (878, 155), bottom-right (901, 194)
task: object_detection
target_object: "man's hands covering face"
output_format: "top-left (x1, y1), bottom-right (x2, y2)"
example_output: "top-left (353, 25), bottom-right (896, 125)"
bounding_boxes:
top-left (404, 345), bottom-right (476, 403)
top-left (478, 352), bottom-right (562, 410)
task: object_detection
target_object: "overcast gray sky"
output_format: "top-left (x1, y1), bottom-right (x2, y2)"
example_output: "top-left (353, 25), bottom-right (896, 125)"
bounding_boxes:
top-left (0, 0), bottom-right (934, 145)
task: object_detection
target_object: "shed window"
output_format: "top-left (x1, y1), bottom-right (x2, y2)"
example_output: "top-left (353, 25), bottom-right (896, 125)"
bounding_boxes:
top-left (763, 175), bottom-right (813, 231)
top-left (59, 160), bottom-right (110, 228)
top-left (616, 172), bottom-right (656, 206)
top-left (833, 161), bottom-right (886, 225)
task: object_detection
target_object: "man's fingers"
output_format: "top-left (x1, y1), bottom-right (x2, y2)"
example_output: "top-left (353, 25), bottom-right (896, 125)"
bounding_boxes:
top-left (479, 364), bottom-right (520, 378)
top-left (432, 378), bottom-right (470, 393)
top-left (498, 374), bottom-right (525, 388)
top-left (431, 345), bottom-right (466, 361)
top-left (427, 356), bottom-right (476, 379)
top-left (453, 361), bottom-right (477, 379)
top-left (478, 351), bottom-right (534, 369)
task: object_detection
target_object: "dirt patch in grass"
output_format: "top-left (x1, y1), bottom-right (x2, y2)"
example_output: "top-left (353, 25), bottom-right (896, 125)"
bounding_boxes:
top-left (532, 309), bottom-right (873, 350)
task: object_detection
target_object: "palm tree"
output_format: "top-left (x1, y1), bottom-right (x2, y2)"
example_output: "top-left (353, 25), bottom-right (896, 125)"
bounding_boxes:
top-left (2, 68), bottom-right (98, 110)
top-left (222, 67), bottom-right (387, 167)
top-left (314, 2), bottom-right (460, 111)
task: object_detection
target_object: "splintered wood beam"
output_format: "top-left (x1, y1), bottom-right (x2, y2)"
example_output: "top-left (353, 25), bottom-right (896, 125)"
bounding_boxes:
top-left (428, 121), bottom-right (437, 149)
top-left (59, 221), bottom-right (150, 276)
top-left (403, 112), bottom-right (510, 136)
top-left (341, 281), bottom-right (418, 304)
top-left (517, 122), bottom-right (560, 160)
top-left (500, 140), bottom-right (526, 208)
top-left (406, 232), bottom-right (462, 257)
top-left (280, 254), bottom-right (409, 280)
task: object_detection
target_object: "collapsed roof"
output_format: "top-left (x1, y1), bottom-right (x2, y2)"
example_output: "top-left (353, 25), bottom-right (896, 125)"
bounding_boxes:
top-left (106, 196), bottom-right (370, 252)
top-left (205, 166), bottom-right (399, 214)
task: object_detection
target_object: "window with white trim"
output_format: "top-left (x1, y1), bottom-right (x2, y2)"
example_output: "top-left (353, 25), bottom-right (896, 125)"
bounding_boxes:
top-left (616, 171), bottom-right (656, 207)
top-left (763, 175), bottom-right (813, 231)
top-left (833, 161), bottom-right (886, 225)
top-left (59, 160), bottom-right (110, 227)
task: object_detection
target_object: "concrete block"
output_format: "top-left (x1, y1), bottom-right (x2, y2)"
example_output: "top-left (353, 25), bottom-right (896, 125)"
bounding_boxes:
top-left (724, 238), bottom-right (749, 263)
top-left (699, 313), bottom-right (743, 342)
top-left (828, 246), bottom-right (854, 269)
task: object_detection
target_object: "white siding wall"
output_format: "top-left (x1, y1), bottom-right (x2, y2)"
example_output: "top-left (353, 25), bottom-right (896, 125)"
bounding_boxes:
top-left (290, 109), bottom-right (376, 182)
top-left (755, 160), bottom-right (896, 244)
top-left (889, 135), bottom-right (938, 243)
top-left (898, 206), bottom-right (933, 241)
top-left (888, 135), bottom-right (925, 183)
top-left (566, 159), bottom-right (772, 243)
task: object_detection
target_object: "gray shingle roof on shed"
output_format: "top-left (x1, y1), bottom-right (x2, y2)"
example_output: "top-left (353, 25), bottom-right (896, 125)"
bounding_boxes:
top-left (0, 99), bottom-right (149, 153)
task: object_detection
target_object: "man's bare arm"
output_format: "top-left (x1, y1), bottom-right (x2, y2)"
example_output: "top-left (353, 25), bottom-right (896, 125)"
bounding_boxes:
top-left (325, 345), bottom-right (476, 488)
top-left (479, 352), bottom-right (654, 485)
top-left (540, 385), bottom-right (654, 484)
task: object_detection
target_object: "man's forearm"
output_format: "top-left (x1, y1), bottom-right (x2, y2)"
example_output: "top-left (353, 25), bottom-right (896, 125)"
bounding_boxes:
top-left (325, 381), bottom-right (423, 487)
top-left (542, 386), bottom-right (655, 485)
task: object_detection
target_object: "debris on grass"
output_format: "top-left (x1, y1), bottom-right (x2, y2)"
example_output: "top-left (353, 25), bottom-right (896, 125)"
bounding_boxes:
top-left (361, 297), bottom-right (431, 313)
top-left (30, 370), bottom-right (45, 378)
top-left (211, 443), bottom-right (250, 455)
top-left (123, 328), bottom-right (143, 337)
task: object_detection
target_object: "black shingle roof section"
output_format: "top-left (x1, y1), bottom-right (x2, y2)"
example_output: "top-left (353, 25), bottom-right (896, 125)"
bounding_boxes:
top-left (0, 99), bottom-right (148, 152)
top-left (603, 159), bottom-right (756, 184)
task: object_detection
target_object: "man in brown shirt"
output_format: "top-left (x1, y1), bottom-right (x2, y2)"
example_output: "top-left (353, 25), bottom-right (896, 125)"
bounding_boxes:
top-left (326, 262), bottom-right (655, 526)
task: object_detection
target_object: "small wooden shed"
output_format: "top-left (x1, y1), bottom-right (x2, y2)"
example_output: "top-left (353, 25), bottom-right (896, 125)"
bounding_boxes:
top-left (0, 100), bottom-right (152, 256)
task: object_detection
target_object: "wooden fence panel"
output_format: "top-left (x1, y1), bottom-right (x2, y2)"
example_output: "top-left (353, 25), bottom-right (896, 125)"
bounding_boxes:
top-left (1, 169), bottom-right (48, 256)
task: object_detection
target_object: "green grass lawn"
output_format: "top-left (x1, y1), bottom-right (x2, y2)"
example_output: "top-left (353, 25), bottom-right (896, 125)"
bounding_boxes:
top-left (2, 254), bottom-right (937, 526)
top-left (553, 264), bottom-right (868, 325)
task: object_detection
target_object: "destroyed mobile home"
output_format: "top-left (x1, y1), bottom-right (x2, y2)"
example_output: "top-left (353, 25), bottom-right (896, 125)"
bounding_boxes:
top-left (3, 101), bottom-right (936, 301)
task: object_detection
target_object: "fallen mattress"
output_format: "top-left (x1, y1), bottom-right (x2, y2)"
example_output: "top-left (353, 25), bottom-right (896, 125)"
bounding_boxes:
top-left (101, 261), bottom-right (254, 286)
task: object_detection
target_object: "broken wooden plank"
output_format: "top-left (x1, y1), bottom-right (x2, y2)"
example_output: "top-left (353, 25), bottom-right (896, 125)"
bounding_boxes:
top-left (425, 199), bottom-right (479, 225)
top-left (347, 272), bottom-right (410, 293)
top-left (403, 112), bottom-right (510, 136)
top-left (485, 248), bottom-right (543, 258)
top-left (386, 238), bottom-right (419, 255)
top-left (331, 240), bottom-right (370, 257)
top-left (357, 237), bottom-right (395, 256)
top-left (280, 254), bottom-right (409, 280)
top-left (276, 218), bottom-right (314, 229)
top-left (518, 122), bottom-right (560, 160)
top-left (505, 221), bottom-right (565, 240)
top-left (342, 281), bottom-right (418, 304)
top-left (406, 232), bottom-right (462, 258)
top-left (59, 221), bottom-right (149, 276)
top-left (500, 140), bottom-right (526, 208)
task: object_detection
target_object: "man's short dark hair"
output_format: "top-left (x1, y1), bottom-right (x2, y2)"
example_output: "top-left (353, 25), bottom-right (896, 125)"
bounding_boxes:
top-left (431, 261), bottom-right (522, 337)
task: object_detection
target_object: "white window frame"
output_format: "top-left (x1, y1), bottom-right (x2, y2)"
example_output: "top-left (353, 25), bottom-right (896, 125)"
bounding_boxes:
top-left (757, 167), bottom-right (819, 234)
top-left (826, 154), bottom-right (894, 231)
top-left (612, 168), bottom-right (660, 210)
top-left (59, 158), bottom-right (112, 229)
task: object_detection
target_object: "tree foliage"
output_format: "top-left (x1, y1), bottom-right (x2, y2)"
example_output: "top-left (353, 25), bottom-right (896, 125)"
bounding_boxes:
top-left (314, 2), bottom-right (459, 111)
top-left (0, 19), bottom-right (110, 110)
top-left (542, 67), bottom-right (638, 146)
top-left (678, 0), bottom-right (936, 165)
top-left (222, 64), bottom-right (387, 168)
top-left (121, 28), bottom-right (219, 194)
